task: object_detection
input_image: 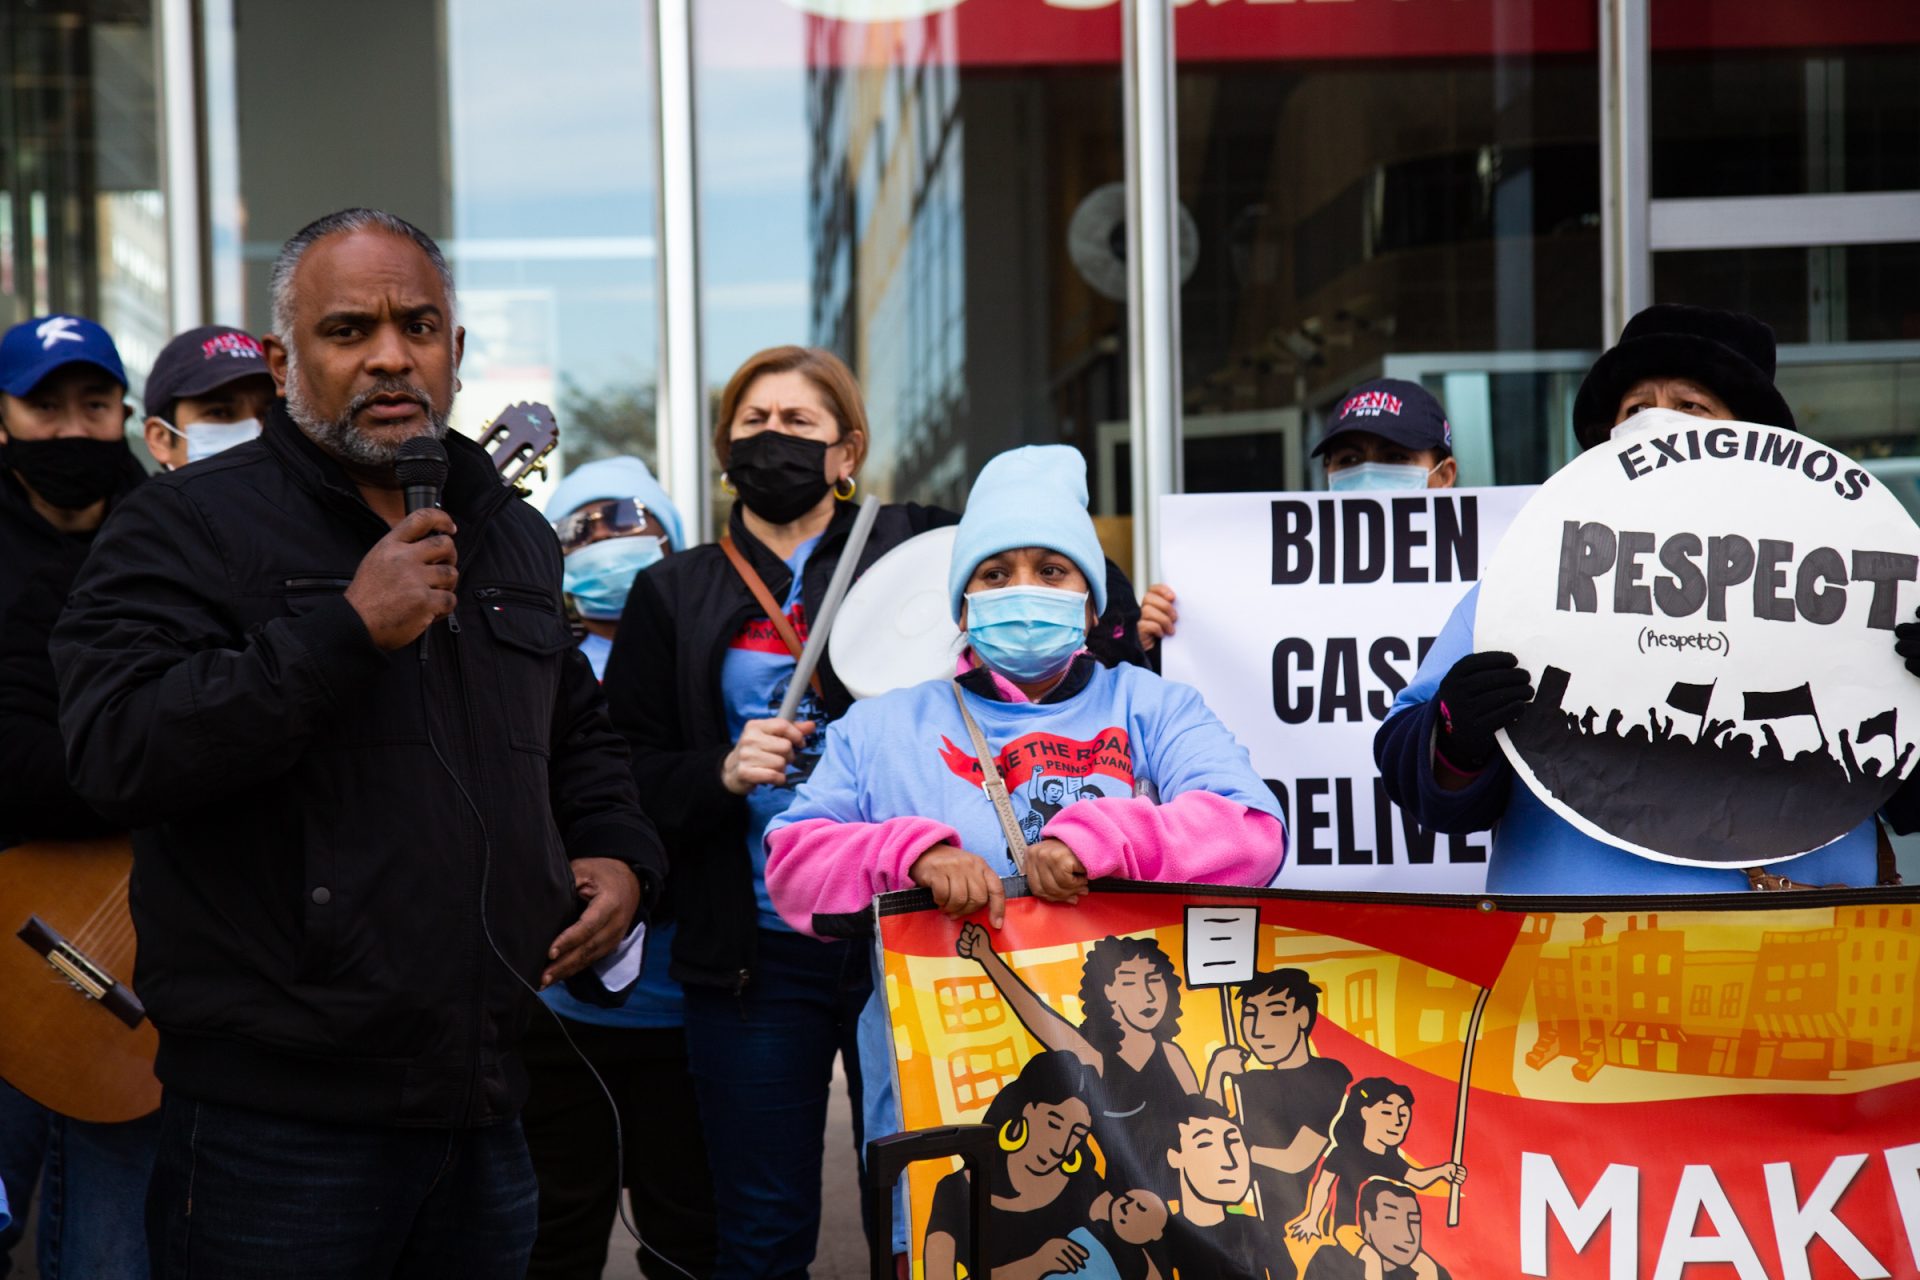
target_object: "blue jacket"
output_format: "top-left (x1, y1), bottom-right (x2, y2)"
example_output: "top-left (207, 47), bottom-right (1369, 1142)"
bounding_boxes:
top-left (1375, 585), bottom-right (1902, 893)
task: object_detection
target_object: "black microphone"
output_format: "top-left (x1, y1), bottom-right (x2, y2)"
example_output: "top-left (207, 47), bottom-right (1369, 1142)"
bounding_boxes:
top-left (394, 437), bottom-right (451, 661)
top-left (395, 436), bottom-right (449, 515)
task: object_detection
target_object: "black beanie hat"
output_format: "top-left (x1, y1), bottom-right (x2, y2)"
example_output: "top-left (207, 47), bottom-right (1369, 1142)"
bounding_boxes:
top-left (1572, 304), bottom-right (1795, 451)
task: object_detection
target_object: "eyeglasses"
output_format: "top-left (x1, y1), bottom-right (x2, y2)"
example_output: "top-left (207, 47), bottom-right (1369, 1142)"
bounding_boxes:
top-left (552, 497), bottom-right (661, 553)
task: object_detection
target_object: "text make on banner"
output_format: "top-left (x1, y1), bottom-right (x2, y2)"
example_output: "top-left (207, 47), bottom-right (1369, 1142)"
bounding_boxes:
top-left (1160, 487), bottom-right (1534, 893)
top-left (877, 880), bottom-right (1920, 1280)
top-left (1477, 409), bottom-right (1920, 868)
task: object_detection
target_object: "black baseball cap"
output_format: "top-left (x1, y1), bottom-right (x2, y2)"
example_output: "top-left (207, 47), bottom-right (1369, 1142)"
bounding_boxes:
top-left (143, 325), bottom-right (270, 424)
top-left (1311, 378), bottom-right (1453, 458)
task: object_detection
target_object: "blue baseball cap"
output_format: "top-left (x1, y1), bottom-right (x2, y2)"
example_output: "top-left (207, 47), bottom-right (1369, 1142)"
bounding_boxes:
top-left (0, 315), bottom-right (129, 397)
top-left (1311, 377), bottom-right (1452, 457)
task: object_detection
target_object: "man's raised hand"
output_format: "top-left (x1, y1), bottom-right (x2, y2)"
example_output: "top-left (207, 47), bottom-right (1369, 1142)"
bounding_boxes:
top-left (344, 508), bottom-right (459, 650)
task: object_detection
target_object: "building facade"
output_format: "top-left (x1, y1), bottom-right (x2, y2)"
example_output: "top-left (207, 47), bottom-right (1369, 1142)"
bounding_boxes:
top-left (3, 0), bottom-right (1917, 560)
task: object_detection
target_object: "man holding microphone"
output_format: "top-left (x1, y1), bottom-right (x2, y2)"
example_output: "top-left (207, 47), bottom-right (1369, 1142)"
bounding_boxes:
top-left (52, 208), bottom-right (661, 1276)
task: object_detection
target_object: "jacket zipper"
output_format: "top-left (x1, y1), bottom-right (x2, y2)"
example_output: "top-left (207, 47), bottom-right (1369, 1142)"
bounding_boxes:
top-left (472, 584), bottom-right (554, 608)
top-left (281, 576), bottom-right (353, 591)
top-left (442, 611), bottom-right (489, 1126)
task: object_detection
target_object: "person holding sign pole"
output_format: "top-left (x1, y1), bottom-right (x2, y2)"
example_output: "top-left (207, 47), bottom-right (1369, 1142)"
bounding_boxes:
top-left (1375, 304), bottom-right (1920, 891)
top-left (601, 354), bottom-right (1151, 1278)
top-left (763, 444), bottom-right (1285, 1247)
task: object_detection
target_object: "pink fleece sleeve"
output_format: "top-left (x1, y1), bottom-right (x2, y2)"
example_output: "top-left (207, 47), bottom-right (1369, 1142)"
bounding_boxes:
top-left (1041, 791), bottom-right (1285, 886)
top-left (765, 815), bottom-right (961, 936)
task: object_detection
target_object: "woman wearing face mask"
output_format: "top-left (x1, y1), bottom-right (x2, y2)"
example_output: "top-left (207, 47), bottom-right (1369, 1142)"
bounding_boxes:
top-left (761, 444), bottom-right (1286, 1254)
top-left (519, 457), bottom-right (718, 1280)
top-left (1376, 303), bottom-right (1920, 892)
top-left (602, 350), bottom-right (1152, 1278)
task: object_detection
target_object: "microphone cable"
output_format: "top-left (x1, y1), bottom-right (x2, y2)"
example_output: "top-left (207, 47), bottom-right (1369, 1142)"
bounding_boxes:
top-left (418, 652), bottom-right (701, 1280)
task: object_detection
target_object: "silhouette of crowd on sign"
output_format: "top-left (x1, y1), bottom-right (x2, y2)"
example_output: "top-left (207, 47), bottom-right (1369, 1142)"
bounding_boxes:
top-left (929, 928), bottom-right (1463, 1280)
top-left (1508, 665), bottom-right (1913, 864)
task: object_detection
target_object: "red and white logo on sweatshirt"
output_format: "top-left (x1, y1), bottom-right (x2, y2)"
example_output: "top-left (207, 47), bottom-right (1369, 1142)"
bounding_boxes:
top-left (939, 728), bottom-right (1133, 791)
top-left (941, 727), bottom-right (1135, 844)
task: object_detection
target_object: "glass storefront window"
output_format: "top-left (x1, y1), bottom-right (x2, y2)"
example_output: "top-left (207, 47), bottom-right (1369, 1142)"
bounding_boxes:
top-left (219, 0), bottom-right (659, 498)
top-left (693, 0), bottom-right (1125, 541)
top-left (1173, 0), bottom-right (1601, 494)
top-left (1652, 242), bottom-right (1920, 518)
top-left (1, 0), bottom-right (170, 396)
top-left (1651, 6), bottom-right (1920, 198)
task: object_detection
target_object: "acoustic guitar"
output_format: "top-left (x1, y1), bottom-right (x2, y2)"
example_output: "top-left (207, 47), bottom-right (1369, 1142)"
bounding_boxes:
top-left (0, 402), bottom-right (560, 1123)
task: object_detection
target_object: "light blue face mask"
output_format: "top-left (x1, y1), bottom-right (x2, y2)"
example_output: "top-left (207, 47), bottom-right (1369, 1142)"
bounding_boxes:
top-left (563, 535), bottom-right (665, 620)
top-left (963, 585), bottom-right (1090, 683)
top-left (1327, 461), bottom-right (1438, 492)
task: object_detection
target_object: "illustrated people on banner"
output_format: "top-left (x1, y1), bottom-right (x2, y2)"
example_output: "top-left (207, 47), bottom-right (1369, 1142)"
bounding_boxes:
top-left (1290, 1078), bottom-right (1465, 1242)
top-left (959, 928), bottom-right (1199, 1197)
top-left (1376, 304), bottom-right (1920, 891)
top-left (762, 444), bottom-right (1285, 1257)
top-left (1159, 1098), bottom-right (1272, 1280)
top-left (1301, 1179), bottom-right (1452, 1280)
top-left (1203, 968), bottom-right (1352, 1238)
top-left (921, 1050), bottom-right (1166, 1280)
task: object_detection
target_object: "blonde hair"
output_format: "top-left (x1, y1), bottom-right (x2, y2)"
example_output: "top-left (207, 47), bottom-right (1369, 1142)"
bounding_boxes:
top-left (713, 346), bottom-right (870, 475)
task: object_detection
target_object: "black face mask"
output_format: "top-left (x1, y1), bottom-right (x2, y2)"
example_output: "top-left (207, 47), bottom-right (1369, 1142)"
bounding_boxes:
top-left (3, 437), bottom-right (131, 511)
top-left (727, 430), bottom-right (835, 525)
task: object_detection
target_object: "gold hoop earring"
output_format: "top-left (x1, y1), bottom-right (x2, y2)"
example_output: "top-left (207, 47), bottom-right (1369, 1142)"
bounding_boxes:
top-left (721, 474), bottom-right (736, 496)
top-left (997, 1119), bottom-right (1027, 1152)
top-left (1061, 1147), bottom-right (1083, 1174)
top-left (834, 476), bottom-right (856, 501)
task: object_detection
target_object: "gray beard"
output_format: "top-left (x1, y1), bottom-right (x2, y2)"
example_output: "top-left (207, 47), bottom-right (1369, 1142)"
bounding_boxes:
top-left (285, 351), bottom-right (452, 469)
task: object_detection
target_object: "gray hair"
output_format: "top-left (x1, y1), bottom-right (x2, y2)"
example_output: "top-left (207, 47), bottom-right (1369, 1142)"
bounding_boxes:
top-left (268, 207), bottom-right (456, 341)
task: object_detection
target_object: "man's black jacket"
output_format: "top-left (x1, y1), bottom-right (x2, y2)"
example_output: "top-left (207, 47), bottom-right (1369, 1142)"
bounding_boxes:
top-left (52, 405), bottom-right (663, 1128)
top-left (604, 498), bottom-right (1145, 992)
top-left (0, 454), bottom-right (145, 844)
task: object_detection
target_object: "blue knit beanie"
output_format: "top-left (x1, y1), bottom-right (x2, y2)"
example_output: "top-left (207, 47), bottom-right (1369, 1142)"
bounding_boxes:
top-left (947, 445), bottom-right (1108, 622)
top-left (545, 456), bottom-right (686, 551)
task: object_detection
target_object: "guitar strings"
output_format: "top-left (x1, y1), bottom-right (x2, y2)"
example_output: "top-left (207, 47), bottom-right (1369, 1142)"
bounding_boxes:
top-left (67, 868), bottom-right (132, 953)
top-left (78, 895), bottom-right (135, 956)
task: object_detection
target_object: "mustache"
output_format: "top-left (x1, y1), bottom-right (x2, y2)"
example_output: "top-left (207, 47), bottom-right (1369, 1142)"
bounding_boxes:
top-left (345, 378), bottom-right (434, 418)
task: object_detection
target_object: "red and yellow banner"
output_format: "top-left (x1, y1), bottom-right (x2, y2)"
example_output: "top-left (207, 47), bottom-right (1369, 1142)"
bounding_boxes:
top-left (878, 885), bottom-right (1920, 1279)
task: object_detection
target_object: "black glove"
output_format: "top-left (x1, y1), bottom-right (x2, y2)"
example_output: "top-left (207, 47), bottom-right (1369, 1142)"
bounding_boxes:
top-left (1432, 651), bottom-right (1533, 772)
top-left (1898, 609), bottom-right (1920, 678)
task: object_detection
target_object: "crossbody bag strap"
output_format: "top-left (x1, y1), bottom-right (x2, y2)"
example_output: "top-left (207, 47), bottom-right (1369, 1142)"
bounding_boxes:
top-left (720, 535), bottom-right (824, 700)
top-left (951, 680), bottom-right (1030, 876)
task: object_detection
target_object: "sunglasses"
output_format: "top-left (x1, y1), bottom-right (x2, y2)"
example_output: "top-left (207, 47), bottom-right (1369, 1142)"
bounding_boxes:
top-left (552, 497), bottom-right (662, 553)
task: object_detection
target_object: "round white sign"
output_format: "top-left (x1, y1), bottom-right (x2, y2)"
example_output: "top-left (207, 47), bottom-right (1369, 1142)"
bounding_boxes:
top-left (1476, 409), bottom-right (1920, 867)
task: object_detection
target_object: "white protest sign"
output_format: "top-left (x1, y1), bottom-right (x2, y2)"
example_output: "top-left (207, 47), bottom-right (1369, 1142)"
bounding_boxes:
top-left (1477, 409), bottom-right (1920, 867)
top-left (1160, 487), bottom-right (1533, 893)
top-left (1182, 904), bottom-right (1259, 988)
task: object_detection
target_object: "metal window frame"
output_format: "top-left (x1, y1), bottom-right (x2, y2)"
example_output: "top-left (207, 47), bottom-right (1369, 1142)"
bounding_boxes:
top-left (1598, 0), bottom-right (1651, 343)
top-left (157, 0), bottom-right (206, 333)
top-left (655, 0), bottom-right (710, 535)
top-left (1650, 192), bottom-right (1920, 252)
top-left (1122, 0), bottom-right (1182, 585)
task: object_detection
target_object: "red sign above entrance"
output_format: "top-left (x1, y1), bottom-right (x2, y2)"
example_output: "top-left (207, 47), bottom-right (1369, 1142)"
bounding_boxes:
top-left (709, 0), bottom-right (1920, 69)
